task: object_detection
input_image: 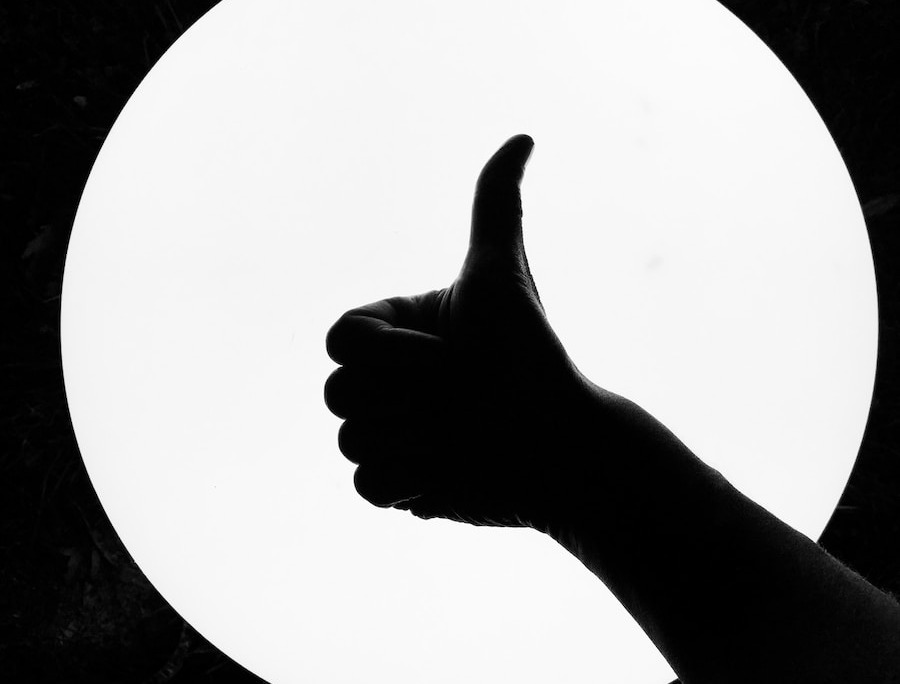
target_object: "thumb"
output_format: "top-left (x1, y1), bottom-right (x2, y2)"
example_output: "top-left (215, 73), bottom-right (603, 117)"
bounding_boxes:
top-left (469, 134), bottom-right (535, 257)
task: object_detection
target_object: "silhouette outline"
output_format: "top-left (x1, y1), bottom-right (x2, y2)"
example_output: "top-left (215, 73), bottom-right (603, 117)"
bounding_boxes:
top-left (325, 135), bottom-right (900, 684)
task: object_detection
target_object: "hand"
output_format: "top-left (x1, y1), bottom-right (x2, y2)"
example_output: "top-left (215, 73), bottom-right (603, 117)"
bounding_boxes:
top-left (324, 141), bottom-right (900, 684)
top-left (324, 135), bottom-right (620, 529)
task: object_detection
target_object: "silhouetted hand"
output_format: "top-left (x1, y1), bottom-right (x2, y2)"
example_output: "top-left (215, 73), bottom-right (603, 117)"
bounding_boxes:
top-left (323, 135), bottom-right (900, 684)
top-left (325, 134), bottom-right (621, 529)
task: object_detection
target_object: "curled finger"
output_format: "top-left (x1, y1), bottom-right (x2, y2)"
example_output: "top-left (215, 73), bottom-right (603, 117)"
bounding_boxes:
top-left (325, 364), bottom-right (449, 420)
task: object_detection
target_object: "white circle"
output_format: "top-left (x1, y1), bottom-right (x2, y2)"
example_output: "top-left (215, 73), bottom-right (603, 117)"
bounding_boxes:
top-left (61, 0), bottom-right (877, 682)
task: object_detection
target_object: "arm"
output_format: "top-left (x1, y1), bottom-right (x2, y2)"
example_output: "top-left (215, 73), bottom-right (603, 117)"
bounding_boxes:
top-left (324, 135), bottom-right (900, 683)
top-left (546, 383), bottom-right (900, 684)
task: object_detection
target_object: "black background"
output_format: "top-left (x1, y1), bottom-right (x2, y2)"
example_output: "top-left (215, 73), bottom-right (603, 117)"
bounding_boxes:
top-left (1, 1), bottom-right (898, 682)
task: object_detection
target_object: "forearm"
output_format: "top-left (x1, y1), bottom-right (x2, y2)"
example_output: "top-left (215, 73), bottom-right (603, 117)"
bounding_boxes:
top-left (545, 385), bottom-right (900, 684)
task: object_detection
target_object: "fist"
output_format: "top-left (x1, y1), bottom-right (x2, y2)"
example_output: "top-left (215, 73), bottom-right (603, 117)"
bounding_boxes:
top-left (324, 135), bottom-right (598, 529)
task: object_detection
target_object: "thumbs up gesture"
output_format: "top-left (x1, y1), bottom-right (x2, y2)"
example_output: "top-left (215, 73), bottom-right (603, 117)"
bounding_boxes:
top-left (325, 135), bottom-right (615, 530)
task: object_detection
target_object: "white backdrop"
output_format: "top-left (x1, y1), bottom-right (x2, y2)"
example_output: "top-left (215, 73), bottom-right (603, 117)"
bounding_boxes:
top-left (62, 0), bottom-right (877, 682)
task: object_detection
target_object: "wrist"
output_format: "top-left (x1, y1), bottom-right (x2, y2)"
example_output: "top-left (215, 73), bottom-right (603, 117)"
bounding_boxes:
top-left (536, 377), bottom-right (724, 552)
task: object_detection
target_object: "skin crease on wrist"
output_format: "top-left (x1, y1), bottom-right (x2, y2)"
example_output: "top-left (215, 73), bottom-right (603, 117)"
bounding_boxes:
top-left (324, 135), bottom-right (900, 684)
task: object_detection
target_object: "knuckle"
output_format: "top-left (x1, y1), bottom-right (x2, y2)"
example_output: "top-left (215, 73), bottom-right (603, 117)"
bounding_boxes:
top-left (337, 420), bottom-right (363, 463)
top-left (353, 466), bottom-right (391, 507)
top-left (325, 312), bottom-right (355, 364)
top-left (324, 367), bottom-right (350, 417)
top-left (354, 463), bottom-right (421, 509)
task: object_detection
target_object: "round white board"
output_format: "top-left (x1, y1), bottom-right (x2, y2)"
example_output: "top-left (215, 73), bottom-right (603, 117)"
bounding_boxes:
top-left (62, 0), bottom-right (877, 682)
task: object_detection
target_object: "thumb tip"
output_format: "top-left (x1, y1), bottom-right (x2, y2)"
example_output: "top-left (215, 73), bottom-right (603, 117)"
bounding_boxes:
top-left (469, 134), bottom-right (534, 248)
top-left (501, 133), bottom-right (535, 170)
top-left (507, 132), bottom-right (534, 150)
top-left (478, 133), bottom-right (535, 187)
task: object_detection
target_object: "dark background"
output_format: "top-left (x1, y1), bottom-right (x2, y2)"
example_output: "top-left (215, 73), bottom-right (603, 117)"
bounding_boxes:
top-left (1, 1), bottom-right (898, 682)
